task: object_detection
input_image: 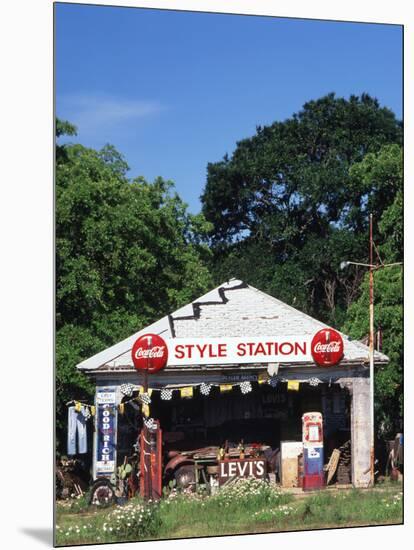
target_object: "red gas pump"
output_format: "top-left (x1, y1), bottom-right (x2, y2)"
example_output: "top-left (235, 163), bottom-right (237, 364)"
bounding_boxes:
top-left (131, 333), bottom-right (168, 501)
top-left (140, 420), bottom-right (163, 500)
top-left (302, 412), bottom-right (325, 491)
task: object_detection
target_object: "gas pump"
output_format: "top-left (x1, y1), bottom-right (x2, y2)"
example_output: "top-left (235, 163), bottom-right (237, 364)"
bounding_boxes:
top-left (131, 333), bottom-right (168, 501)
top-left (140, 420), bottom-right (163, 500)
top-left (302, 412), bottom-right (325, 491)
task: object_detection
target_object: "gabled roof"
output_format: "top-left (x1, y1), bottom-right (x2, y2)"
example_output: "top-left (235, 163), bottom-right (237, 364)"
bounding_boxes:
top-left (76, 278), bottom-right (388, 371)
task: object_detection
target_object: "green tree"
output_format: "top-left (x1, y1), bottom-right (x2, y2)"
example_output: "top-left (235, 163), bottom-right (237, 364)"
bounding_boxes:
top-left (56, 118), bottom-right (77, 138)
top-left (348, 143), bottom-right (403, 262)
top-left (56, 119), bottom-right (212, 451)
top-left (343, 267), bottom-right (402, 437)
top-left (201, 94), bottom-right (402, 324)
top-left (342, 144), bottom-right (403, 437)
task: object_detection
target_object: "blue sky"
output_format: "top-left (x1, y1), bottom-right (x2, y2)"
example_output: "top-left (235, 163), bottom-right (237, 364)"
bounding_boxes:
top-left (56, 4), bottom-right (402, 213)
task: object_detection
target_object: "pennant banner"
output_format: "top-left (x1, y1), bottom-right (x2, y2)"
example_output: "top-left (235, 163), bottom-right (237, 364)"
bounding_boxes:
top-left (180, 387), bottom-right (193, 399)
top-left (258, 373), bottom-right (269, 385)
top-left (71, 375), bottom-right (314, 414)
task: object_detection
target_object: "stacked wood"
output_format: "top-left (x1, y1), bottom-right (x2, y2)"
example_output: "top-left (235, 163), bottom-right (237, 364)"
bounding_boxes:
top-left (336, 440), bottom-right (351, 484)
top-left (325, 449), bottom-right (340, 485)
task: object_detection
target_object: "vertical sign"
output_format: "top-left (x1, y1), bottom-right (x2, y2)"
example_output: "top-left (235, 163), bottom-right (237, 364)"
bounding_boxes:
top-left (95, 387), bottom-right (118, 477)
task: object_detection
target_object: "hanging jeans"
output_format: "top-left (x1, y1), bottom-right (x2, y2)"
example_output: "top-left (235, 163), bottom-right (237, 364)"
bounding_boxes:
top-left (67, 406), bottom-right (87, 455)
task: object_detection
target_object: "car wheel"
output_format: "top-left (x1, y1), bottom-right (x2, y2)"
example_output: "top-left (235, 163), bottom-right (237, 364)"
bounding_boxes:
top-left (174, 465), bottom-right (195, 490)
top-left (89, 479), bottom-right (116, 506)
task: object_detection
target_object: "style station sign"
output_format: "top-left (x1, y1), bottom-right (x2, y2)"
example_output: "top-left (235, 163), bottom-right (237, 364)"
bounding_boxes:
top-left (163, 329), bottom-right (344, 367)
top-left (131, 329), bottom-right (344, 369)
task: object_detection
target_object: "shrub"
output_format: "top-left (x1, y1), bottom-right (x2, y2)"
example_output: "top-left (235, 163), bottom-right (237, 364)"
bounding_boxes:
top-left (210, 478), bottom-right (291, 509)
top-left (56, 492), bottom-right (91, 514)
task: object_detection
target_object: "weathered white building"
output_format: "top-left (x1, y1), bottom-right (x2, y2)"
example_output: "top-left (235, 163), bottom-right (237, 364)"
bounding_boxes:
top-left (77, 279), bottom-right (388, 487)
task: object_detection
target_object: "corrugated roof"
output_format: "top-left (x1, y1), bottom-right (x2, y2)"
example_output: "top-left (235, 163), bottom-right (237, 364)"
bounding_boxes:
top-left (76, 278), bottom-right (388, 372)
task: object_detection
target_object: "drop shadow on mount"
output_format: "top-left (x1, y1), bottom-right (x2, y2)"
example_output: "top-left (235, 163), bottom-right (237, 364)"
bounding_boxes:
top-left (20, 527), bottom-right (54, 547)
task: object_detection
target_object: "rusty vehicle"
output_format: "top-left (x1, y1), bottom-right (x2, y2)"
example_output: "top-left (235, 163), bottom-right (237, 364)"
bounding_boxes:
top-left (162, 431), bottom-right (280, 490)
top-left (89, 451), bottom-right (140, 506)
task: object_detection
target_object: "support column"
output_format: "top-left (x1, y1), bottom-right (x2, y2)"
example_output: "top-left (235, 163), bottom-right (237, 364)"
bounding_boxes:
top-left (350, 377), bottom-right (371, 488)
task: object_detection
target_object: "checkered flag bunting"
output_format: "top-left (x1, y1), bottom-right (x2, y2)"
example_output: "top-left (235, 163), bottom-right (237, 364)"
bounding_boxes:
top-left (308, 377), bottom-right (323, 387)
top-left (240, 381), bottom-right (252, 394)
top-left (120, 383), bottom-right (135, 396)
top-left (139, 392), bottom-right (151, 405)
top-left (161, 389), bottom-right (173, 400)
top-left (143, 417), bottom-right (156, 430)
top-left (200, 383), bottom-right (212, 396)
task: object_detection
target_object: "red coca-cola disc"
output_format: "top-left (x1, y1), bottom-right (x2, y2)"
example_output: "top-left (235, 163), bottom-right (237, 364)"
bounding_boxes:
top-left (131, 333), bottom-right (168, 373)
top-left (311, 328), bottom-right (344, 367)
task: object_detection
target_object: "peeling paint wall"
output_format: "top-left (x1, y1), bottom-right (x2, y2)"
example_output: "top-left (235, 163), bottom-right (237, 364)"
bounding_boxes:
top-left (350, 377), bottom-right (372, 487)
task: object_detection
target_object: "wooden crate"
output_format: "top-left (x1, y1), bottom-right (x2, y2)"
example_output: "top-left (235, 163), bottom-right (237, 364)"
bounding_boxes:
top-left (281, 441), bottom-right (303, 488)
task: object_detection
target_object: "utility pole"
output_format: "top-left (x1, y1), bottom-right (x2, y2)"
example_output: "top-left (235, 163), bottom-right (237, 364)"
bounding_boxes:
top-left (340, 214), bottom-right (402, 487)
top-left (369, 214), bottom-right (375, 486)
top-left (144, 336), bottom-right (152, 500)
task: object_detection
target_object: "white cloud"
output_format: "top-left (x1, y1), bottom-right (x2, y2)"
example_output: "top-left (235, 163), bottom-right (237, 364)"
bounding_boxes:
top-left (57, 93), bottom-right (164, 135)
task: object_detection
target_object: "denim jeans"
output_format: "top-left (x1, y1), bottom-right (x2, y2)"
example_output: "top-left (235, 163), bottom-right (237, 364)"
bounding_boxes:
top-left (67, 406), bottom-right (87, 455)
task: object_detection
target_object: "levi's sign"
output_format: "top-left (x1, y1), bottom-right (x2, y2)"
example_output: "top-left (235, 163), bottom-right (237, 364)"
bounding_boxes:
top-left (218, 458), bottom-right (267, 485)
top-left (166, 336), bottom-right (313, 366)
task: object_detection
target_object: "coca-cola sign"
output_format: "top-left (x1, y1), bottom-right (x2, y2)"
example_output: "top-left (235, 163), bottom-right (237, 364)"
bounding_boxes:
top-left (311, 329), bottom-right (344, 367)
top-left (131, 333), bottom-right (168, 373)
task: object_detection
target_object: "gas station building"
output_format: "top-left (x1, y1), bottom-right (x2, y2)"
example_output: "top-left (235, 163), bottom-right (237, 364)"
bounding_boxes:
top-left (77, 279), bottom-right (388, 489)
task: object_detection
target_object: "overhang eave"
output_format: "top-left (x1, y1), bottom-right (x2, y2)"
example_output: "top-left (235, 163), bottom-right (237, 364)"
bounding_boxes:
top-left (82, 358), bottom-right (388, 378)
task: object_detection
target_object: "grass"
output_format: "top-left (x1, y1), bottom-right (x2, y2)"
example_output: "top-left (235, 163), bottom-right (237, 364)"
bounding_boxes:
top-left (56, 498), bottom-right (161, 545)
top-left (55, 480), bottom-right (403, 546)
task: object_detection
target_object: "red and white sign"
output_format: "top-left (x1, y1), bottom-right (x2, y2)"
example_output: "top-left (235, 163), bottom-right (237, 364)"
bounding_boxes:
top-left (166, 336), bottom-right (312, 366)
top-left (130, 331), bottom-right (345, 369)
top-left (218, 458), bottom-right (266, 485)
top-left (310, 329), bottom-right (344, 367)
top-left (131, 333), bottom-right (168, 373)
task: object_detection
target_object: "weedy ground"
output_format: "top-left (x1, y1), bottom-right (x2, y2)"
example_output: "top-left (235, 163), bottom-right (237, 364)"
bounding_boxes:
top-left (55, 479), bottom-right (403, 546)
